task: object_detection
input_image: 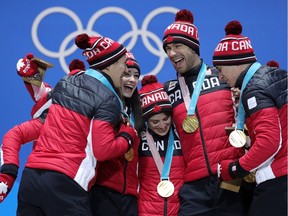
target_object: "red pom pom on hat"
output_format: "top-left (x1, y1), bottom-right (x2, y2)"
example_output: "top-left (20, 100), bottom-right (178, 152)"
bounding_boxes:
top-left (75, 33), bottom-right (91, 49)
top-left (69, 59), bottom-right (86, 71)
top-left (266, 60), bottom-right (280, 68)
top-left (175, 9), bottom-right (194, 24)
top-left (26, 53), bottom-right (34, 59)
top-left (225, 20), bottom-right (242, 35)
top-left (141, 75), bottom-right (158, 87)
top-left (68, 59), bottom-right (86, 75)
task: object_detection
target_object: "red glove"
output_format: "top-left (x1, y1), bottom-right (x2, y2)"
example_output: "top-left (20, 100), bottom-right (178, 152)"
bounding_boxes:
top-left (0, 174), bottom-right (15, 203)
top-left (117, 124), bottom-right (139, 150)
top-left (218, 160), bottom-right (234, 181)
top-left (218, 159), bottom-right (249, 181)
top-left (16, 53), bottom-right (38, 77)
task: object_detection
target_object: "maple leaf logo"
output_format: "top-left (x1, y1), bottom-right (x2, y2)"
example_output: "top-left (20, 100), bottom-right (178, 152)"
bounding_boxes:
top-left (126, 60), bottom-right (134, 67)
top-left (152, 105), bottom-right (161, 113)
top-left (16, 58), bottom-right (26, 71)
top-left (166, 35), bottom-right (174, 43)
top-left (0, 181), bottom-right (8, 194)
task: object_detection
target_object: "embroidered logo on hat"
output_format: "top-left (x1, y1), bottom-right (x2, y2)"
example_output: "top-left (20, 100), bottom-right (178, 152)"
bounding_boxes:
top-left (213, 20), bottom-right (257, 66)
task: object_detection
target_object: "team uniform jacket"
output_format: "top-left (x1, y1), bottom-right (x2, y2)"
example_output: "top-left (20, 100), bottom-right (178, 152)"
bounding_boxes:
top-left (164, 61), bottom-right (244, 182)
top-left (25, 71), bottom-right (130, 191)
top-left (95, 106), bottom-right (140, 196)
top-left (138, 127), bottom-right (185, 216)
top-left (1, 91), bottom-right (51, 178)
top-left (0, 71), bottom-right (82, 179)
top-left (235, 65), bottom-right (287, 184)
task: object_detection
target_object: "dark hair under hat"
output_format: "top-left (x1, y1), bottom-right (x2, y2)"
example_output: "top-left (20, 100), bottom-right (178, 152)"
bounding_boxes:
top-left (139, 75), bottom-right (172, 120)
top-left (213, 20), bottom-right (257, 66)
top-left (162, 9), bottom-right (200, 55)
top-left (75, 33), bottom-right (127, 70)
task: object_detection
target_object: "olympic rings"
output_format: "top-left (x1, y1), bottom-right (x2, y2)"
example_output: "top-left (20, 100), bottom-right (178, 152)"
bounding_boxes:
top-left (31, 6), bottom-right (179, 77)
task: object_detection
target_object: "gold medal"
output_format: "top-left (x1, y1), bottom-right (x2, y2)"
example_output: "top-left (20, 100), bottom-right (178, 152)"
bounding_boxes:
top-left (182, 115), bottom-right (199, 133)
top-left (157, 180), bottom-right (175, 198)
top-left (229, 130), bottom-right (247, 148)
top-left (124, 148), bottom-right (134, 161)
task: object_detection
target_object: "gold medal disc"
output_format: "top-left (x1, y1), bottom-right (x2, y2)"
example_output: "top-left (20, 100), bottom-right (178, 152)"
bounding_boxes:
top-left (124, 148), bottom-right (134, 161)
top-left (157, 180), bottom-right (175, 198)
top-left (182, 116), bottom-right (199, 133)
top-left (229, 130), bottom-right (247, 148)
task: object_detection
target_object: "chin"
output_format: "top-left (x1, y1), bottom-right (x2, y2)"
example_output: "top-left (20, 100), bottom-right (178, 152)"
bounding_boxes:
top-left (156, 129), bottom-right (170, 136)
top-left (123, 92), bottom-right (133, 98)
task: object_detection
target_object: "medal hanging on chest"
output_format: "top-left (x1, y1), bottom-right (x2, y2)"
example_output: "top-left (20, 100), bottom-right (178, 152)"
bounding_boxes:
top-left (229, 130), bottom-right (247, 148)
top-left (229, 62), bottom-right (261, 148)
top-left (182, 115), bottom-right (199, 133)
top-left (178, 63), bottom-right (207, 134)
top-left (157, 180), bottom-right (175, 198)
top-left (146, 129), bottom-right (175, 198)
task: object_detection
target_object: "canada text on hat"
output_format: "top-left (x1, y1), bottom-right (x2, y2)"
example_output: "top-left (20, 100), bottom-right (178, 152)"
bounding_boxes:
top-left (75, 33), bottom-right (127, 70)
top-left (125, 52), bottom-right (141, 74)
top-left (139, 75), bottom-right (172, 119)
top-left (162, 9), bottom-right (200, 55)
top-left (213, 20), bottom-right (257, 66)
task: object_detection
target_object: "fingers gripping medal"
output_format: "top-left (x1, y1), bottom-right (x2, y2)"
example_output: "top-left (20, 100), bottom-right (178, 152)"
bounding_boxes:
top-left (182, 115), bottom-right (199, 133)
top-left (157, 180), bottom-right (175, 198)
top-left (229, 129), bottom-right (247, 148)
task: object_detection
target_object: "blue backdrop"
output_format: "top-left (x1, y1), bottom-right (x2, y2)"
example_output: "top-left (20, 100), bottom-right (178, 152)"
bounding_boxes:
top-left (0, 1), bottom-right (286, 214)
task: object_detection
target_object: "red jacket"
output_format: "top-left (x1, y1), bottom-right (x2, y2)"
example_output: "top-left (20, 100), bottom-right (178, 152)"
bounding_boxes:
top-left (138, 127), bottom-right (185, 216)
top-left (164, 62), bottom-right (244, 182)
top-left (2, 118), bottom-right (43, 168)
top-left (25, 73), bottom-right (130, 191)
top-left (237, 65), bottom-right (287, 184)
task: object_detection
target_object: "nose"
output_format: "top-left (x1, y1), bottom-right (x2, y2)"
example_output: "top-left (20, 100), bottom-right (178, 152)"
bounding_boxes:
top-left (128, 75), bottom-right (136, 81)
top-left (158, 121), bottom-right (166, 129)
top-left (168, 48), bottom-right (177, 58)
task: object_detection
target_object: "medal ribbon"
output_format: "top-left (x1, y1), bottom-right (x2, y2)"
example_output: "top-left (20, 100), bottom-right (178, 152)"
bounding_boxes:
top-left (161, 129), bottom-right (174, 180)
top-left (236, 62), bottom-right (261, 130)
top-left (85, 69), bottom-right (124, 113)
top-left (146, 129), bottom-right (175, 180)
top-left (130, 113), bottom-right (135, 127)
top-left (178, 63), bottom-right (207, 115)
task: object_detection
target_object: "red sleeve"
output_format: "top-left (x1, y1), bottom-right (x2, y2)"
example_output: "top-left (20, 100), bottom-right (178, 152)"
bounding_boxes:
top-left (91, 120), bottom-right (129, 161)
top-left (1, 118), bottom-right (43, 166)
top-left (24, 82), bottom-right (52, 102)
top-left (239, 107), bottom-right (281, 171)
